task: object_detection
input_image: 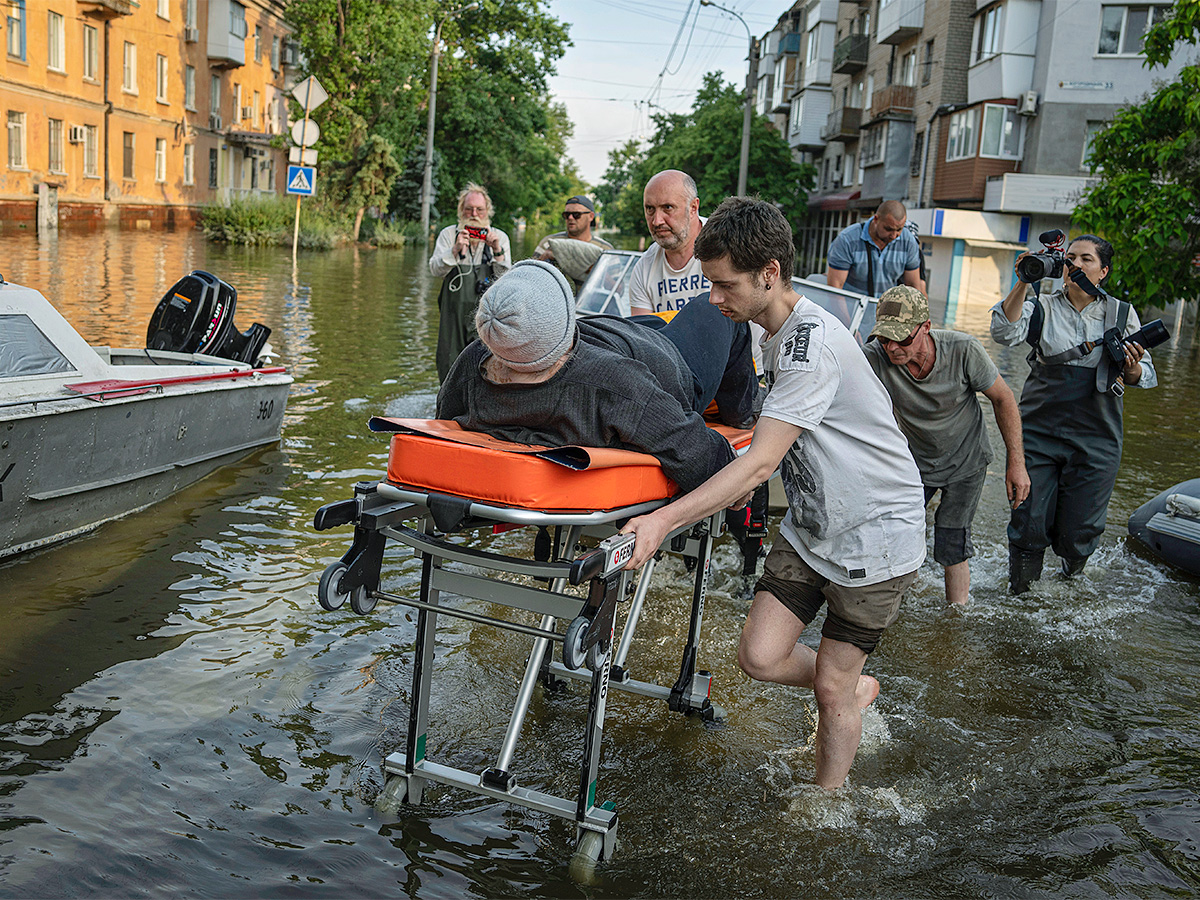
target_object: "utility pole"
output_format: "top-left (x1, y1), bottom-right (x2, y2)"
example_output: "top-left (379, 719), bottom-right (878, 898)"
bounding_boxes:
top-left (419, 2), bottom-right (479, 244)
top-left (700, 0), bottom-right (758, 197)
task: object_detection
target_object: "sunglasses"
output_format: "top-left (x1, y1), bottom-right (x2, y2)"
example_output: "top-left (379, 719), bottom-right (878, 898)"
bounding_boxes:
top-left (562, 210), bottom-right (590, 219)
top-left (878, 327), bottom-right (921, 347)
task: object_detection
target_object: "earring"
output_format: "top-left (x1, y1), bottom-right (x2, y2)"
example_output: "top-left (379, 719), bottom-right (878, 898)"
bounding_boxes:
top-left (765, 281), bottom-right (772, 290)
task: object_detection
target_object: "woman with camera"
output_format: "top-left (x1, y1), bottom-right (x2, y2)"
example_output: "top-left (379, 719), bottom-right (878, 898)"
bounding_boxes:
top-left (991, 234), bottom-right (1158, 594)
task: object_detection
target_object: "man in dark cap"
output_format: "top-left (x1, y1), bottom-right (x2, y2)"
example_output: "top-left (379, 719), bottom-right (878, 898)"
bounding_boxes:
top-left (437, 260), bottom-right (757, 494)
top-left (533, 195), bottom-right (613, 293)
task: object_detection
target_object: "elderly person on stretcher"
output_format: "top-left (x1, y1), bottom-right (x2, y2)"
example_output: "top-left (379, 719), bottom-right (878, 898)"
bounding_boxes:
top-left (437, 259), bottom-right (759, 494)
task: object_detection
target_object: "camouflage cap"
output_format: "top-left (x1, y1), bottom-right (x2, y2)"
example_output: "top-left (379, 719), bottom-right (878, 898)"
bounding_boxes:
top-left (870, 285), bottom-right (930, 342)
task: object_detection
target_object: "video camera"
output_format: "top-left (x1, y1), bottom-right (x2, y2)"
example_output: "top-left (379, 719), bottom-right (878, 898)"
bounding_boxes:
top-left (1017, 229), bottom-right (1067, 282)
top-left (1100, 318), bottom-right (1170, 366)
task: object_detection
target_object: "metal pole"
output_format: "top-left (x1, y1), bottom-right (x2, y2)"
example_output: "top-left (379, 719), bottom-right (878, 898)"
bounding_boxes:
top-left (700, 1), bottom-right (755, 196)
top-left (292, 85), bottom-right (314, 265)
top-left (418, 18), bottom-right (444, 245)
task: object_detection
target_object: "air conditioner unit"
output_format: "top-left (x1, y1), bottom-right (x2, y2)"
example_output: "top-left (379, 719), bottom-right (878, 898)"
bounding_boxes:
top-left (68, 125), bottom-right (86, 144)
top-left (209, 113), bottom-right (223, 131)
top-left (184, 26), bottom-right (199, 43)
top-left (1018, 90), bottom-right (1039, 116)
top-left (241, 106), bottom-right (254, 121)
top-left (282, 44), bottom-right (299, 66)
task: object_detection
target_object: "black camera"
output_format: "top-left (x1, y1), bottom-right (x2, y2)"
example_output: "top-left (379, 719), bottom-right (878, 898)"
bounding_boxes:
top-left (1100, 318), bottom-right (1170, 365)
top-left (1017, 229), bottom-right (1066, 282)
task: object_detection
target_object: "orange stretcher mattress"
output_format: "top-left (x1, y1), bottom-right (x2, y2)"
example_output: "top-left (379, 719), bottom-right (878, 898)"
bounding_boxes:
top-left (369, 417), bottom-right (753, 512)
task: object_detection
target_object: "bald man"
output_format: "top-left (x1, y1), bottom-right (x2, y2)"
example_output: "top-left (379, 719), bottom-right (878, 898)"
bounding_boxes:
top-left (826, 200), bottom-right (926, 298)
top-left (628, 170), bottom-right (710, 316)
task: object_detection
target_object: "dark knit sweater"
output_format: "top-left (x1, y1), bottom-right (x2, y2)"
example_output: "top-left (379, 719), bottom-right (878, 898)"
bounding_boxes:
top-left (436, 316), bottom-right (735, 493)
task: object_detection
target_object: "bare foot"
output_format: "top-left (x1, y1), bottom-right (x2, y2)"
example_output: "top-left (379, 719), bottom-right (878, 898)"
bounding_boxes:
top-left (856, 674), bottom-right (880, 709)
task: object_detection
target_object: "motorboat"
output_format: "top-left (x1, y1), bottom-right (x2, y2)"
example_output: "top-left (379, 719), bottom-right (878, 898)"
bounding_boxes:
top-left (1, 270), bottom-right (292, 560)
top-left (1128, 479), bottom-right (1200, 577)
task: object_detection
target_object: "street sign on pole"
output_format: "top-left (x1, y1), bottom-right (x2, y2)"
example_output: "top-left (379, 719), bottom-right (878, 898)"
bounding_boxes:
top-left (291, 118), bottom-right (320, 147)
top-left (290, 76), bottom-right (328, 113)
top-left (286, 165), bottom-right (316, 197)
top-left (288, 146), bottom-right (318, 165)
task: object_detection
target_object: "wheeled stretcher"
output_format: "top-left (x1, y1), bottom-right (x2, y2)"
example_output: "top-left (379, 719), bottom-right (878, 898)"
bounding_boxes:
top-left (312, 417), bottom-right (755, 872)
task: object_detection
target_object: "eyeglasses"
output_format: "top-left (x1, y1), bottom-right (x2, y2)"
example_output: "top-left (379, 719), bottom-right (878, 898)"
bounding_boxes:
top-left (878, 327), bottom-right (921, 347)
top-left (562, 210), bottom-right (589, 220)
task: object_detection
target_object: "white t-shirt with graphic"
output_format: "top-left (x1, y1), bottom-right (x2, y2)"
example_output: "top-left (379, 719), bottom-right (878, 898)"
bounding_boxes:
top-left (628, 242), bottom-right (711, 314)
top-left (760, 295), bottom-right (926, 586)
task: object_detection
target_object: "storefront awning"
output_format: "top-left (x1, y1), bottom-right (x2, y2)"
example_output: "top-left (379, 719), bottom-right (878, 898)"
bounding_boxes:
top-left (807, 190), bottom-right (860, 211)
top-left (964, 238), bottom-right (1028, 250)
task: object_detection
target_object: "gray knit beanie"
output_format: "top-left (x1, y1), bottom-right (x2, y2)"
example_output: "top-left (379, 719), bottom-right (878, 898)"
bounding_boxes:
top-left (475, 259), bottom-right (576, 372)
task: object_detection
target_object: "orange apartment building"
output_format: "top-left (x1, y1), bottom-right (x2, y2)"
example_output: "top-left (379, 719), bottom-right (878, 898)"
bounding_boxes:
top-left (1, 0), bottom-right (293, 230)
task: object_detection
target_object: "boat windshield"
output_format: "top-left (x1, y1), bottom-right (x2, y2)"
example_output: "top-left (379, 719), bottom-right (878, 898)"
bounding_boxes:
top-left (575, 251), bottom-right (640, 318)
top-left (0, 314), bottom-right (76, 377)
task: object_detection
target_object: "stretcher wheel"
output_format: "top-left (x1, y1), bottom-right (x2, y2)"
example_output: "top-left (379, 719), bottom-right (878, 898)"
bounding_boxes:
top-left (563, 616), bottom-right (589, 671)
top-left (569, 829), bottom-right (606, 883)
top-left (318, 562), bottom-right (350, 611)
top-left (350, 585), bottom-right (377, 615)
top-left (375, 775), bottom-right (408, 814)
top-left (586, 640), bottom-right (605, 673)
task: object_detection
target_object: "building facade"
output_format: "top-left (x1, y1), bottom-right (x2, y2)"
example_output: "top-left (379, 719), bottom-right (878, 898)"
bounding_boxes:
top-left (1, 0), bottom-right (294, 230)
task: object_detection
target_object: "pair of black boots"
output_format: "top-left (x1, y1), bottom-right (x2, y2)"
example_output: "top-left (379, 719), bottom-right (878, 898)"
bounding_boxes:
top-left (1009, 546), bottom-right (1087, 594)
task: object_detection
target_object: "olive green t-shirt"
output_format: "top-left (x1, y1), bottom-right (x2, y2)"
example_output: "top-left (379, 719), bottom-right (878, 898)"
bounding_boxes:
top-left (864, 330), bottom-right (998, 486)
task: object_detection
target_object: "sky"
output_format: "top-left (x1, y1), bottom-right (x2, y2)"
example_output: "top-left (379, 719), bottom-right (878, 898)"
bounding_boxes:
top-left (545, 0), bottom-right (779, 186)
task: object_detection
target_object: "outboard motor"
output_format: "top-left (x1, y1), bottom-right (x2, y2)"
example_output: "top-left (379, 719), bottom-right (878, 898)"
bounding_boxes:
top-left (146, 270), bottom-right (271, 365)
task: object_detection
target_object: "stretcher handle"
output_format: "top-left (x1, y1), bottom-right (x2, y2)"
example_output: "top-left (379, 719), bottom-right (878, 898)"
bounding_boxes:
top-left (568, 533), bottom-right (636, 585)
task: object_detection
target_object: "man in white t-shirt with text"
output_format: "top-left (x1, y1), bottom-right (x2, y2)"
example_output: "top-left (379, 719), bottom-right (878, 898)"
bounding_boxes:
top-left (628, 169), bottom-right (709, 316)
top-left (620, 197), bottom-right (926, 792)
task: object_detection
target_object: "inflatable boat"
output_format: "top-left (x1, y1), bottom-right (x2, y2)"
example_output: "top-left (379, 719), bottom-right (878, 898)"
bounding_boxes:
top-left (1127, 479), bottom-right (1200, 576)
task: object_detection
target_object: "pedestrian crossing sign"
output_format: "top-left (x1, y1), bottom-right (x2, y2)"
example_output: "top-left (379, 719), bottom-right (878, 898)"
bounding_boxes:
top-left (286, 165), bottom-right (316, 197)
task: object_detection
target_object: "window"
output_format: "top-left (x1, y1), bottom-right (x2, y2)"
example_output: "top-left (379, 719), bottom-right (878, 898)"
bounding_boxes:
top-left (271, 35), bottom-right (279, 70)
top-left (862, 123), bottom-right (887, 166)
top-left (83, 23), bottom-right (98, 79)
top-left (83, 124), bottom-right (97, 176)
top-left (122, 131), bottom-right (134, 178)
top-left (208, 147), bottom-right (218, 188)
top-left (843, 151), bottom-right (856, 186)
top-left (7, 110), bottom-right (25, 167)
top-left (1081, 120), bottom-right (1107, 169)
top-left (900, 49), bottom-right (916, 87)
top-left (47, 10), bottom-right (64, 71)
top-left (48, 118), bottom-right (63, 172)
top-left (156, 54), bottom-right (168, 103)
top-left (946, 107), bottom-right (979, 161)
top-left (980, 103), bottom-right (1022, 159)
top-left (6, 1), bottom-right (25, 61)
top-left (157, 0), bottom-right (169, 18)
top-left (864, 73), bottom-right (874, 111)
top-left (911, 130), bottom-right (925, 177)
top-left (0, 315), bottom-right (73, 377)
top-left (973, 4), bottom-right (1002, 64)
top-left (184, 65), bottom-right (195, 110)
top-left (233, 83), bottom-right (242, 122)
top-left (183, 143), bottom-right (194, 185)
top-left (185, 0), bottom-right (196, 29)
top-left (252, 90), bottom-right (259, 127)
top-left (122, 41), bottom-right (136, 93)
top-left (210, 74), bottom-right (220, 114)
top-left (1098, 5), bottom-right (1170, 55)
top-left (254, 24), bottom-right (262, 62)
top-left (806, 27), bottom-right (818, 66)
top-left (922, 39), bottom-right (934, 85)
top-left (155, 137), bottom-right (166, 182)
top-left (230, 2), bottom-right (247, 39)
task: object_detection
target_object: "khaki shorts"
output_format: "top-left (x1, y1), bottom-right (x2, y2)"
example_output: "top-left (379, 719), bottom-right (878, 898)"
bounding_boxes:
top-left (753, 538), bottom-right (917, 653)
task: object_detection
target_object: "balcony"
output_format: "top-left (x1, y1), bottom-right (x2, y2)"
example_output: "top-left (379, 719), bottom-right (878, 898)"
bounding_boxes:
top-left (78, 0), bottom-right (134, 19)
top-left (876, 0), bottom-right (923, 46)
top-left (821, 106), bottom-right (862, 142)
top-left (778, 32), bottom-right (803, 56)
top-left (870, 84), bottom-right (915, 119)
top-left (832, 33), bottom-right (867, 74)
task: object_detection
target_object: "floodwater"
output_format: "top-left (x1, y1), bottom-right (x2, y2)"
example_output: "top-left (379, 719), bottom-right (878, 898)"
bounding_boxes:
top-left (2, 228), bottom-right (1199, 898)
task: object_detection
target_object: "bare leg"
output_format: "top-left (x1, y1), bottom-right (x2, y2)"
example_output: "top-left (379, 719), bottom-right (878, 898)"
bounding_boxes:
top-left (739, 590), bottom-right (879, 706)
top-left (812, 636), bottom-right (870, 790)
top-left (944, 560), bottom-right (970, 606)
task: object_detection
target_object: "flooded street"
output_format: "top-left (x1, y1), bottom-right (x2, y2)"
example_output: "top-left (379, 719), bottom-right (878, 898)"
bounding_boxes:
top-left (2, 228), bottom-right (1199, 898)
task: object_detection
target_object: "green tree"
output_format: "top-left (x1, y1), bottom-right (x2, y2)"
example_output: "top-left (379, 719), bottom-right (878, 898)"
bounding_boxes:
top-left (1074, 0), bottom-right (1200, 307)
top-left (597, 73), bottom-right (817, 236)
top-left (341, 134), bottom-right (403, 241)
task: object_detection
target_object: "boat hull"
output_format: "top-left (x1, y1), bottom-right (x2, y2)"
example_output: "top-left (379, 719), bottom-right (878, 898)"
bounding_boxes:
top-left (1127, 478), bottom-right (1200, 577)
top-left (1, 378), bottom-right (290, 560)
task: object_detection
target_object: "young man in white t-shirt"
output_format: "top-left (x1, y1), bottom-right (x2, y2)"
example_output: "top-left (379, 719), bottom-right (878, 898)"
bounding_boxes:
top-left (621, 197), bottom-right (926, 791)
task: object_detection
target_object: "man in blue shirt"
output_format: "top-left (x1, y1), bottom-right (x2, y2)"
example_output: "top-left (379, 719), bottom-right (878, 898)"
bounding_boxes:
top-left (826, 200), bottom-right (926, 298)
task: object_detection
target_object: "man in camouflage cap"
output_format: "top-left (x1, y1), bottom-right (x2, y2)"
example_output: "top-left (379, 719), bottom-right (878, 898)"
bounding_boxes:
top-left (865, 285), bottom-right (1030, 605)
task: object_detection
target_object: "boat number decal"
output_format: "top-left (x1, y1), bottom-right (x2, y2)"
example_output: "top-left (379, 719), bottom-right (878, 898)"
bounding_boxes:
top-left (256, 399), bottom-right (275, 420)
top-left (0, 462), bottom-right (13, 501)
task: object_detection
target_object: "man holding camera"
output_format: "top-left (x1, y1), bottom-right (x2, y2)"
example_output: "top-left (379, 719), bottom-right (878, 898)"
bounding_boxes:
top-left (992, 234), bottom-right (1157, 593)
top-left (533, 195), bottom-right (613, 294)
top-left (865, 285), bottom-right (1029, 606)
top-left (429, 182), bottom-right (512, 382)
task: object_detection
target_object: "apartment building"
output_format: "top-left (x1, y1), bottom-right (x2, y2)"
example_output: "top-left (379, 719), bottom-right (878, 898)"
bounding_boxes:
top-left (1, 0), bottom-right (294, 230)
top-left (780, 0), bottom-right (1189, 310)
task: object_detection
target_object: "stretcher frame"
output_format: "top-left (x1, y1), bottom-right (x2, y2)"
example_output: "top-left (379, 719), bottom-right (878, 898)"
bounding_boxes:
top-left (312, 474), bottom-right (729, 870)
